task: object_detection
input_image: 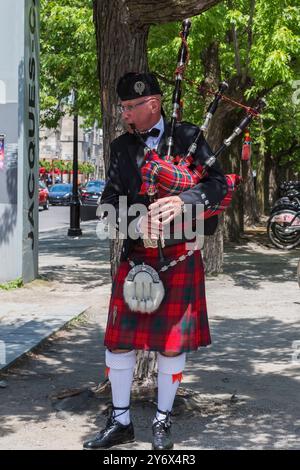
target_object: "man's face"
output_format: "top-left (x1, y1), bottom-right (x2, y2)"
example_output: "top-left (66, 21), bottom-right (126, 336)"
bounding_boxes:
top-left (119, 95), bottom-right (161, 132)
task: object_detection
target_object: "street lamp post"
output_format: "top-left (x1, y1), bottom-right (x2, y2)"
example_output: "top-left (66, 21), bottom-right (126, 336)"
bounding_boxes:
top-left (68, 89), bottom-right (82, 237)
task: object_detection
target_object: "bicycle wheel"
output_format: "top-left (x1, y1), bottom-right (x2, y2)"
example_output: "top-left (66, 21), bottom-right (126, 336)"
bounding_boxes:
top-left (267, 208), bottom-right (300, 250)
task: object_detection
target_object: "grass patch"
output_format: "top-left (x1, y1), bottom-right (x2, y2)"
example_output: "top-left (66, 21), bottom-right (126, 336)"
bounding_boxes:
top-left (64, 312), bottom-right (88, 331)
top-left (0, 278), bottom-right (23, 291)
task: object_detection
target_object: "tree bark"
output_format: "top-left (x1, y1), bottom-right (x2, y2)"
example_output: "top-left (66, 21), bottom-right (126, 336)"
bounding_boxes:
top-left (202, 214), bottom-right (224, 274)
top-left (242, 159), bottom-right (259, 225)
top-left (199, 43), bottom-right (254, 265)
top-left (125, 0), bottom-right (222, 25)
top-left (256, 144), bottom-right (265, 216)
top-left (212, 104), bottom-right (244, 242)
top-left (265, 152), bottom-right (277, 212)
top-left (200, 41), bottom-right (224, 273)
top-left (93, 1), bottom-right (149, 174)
top-left (93, 0), bottom-right (150, 278)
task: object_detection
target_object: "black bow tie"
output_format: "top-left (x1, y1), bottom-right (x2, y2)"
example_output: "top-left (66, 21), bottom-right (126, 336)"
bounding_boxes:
top-left (140, 128), bottom-right (160, 141)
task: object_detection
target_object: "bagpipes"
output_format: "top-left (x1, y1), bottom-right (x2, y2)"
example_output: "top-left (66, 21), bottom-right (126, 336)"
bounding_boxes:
top-left (132, 18), bottom-right (266, 222)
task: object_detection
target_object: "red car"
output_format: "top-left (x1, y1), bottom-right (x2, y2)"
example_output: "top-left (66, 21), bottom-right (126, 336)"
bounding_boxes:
top-left (39, 181), bottom-right (49, 210)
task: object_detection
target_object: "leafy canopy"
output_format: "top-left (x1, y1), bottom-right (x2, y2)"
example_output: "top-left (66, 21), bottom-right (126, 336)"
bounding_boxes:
top-left (40, 0), bottom-right (100, 128)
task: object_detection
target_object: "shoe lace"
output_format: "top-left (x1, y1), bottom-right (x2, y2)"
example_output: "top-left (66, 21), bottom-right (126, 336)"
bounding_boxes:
top-left (107, 405), bottom-right (130, 426)
top-left (95, 405), bottom-right (130, 438)
top-left (153, 410), bottom-right (172, 434)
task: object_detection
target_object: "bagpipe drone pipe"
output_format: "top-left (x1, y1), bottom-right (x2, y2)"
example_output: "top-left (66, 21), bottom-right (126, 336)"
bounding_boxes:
top-left (133, 18), bottom-right (266, 221)
top-left (131, 19), bottom-right (266, 261)
top-left (137, 97), bottom-right (266, 220)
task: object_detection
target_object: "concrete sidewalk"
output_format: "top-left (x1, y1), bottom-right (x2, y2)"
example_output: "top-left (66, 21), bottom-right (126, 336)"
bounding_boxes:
top-left (0, 221), bottom-right (111, 371)
top-left (0, 223), bottom-right (300, 449)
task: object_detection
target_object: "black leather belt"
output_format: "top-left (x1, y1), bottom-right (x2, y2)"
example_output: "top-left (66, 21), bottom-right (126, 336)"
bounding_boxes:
top-left (133, 235), bottom-right (197, 248)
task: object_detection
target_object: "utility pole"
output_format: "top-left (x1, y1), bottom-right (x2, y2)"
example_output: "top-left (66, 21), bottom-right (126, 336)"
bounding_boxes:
top-left (68, 89), bottom-right (82, 237)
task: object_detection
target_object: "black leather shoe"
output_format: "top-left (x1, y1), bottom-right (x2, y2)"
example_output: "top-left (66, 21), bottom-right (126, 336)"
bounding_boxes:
top-left (152, 410), bottom-right (174, 450)
top-left (83, 407), bottom-right (135, 450)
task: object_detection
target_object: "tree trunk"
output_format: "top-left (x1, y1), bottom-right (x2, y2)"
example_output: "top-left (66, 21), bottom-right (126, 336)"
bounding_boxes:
top-left (242, 159), bottom-right (259, 225)
top-left (202, 214), bottom-right (224, 274)
top-left (200, 42), bottom-right (225, 273)
top-left (223, 133), bottom-right (243, 241)
top-left (265, 152), bottom-right (278, 211)
top-left (93, 0), bottom-right (149, 278)
top-left (257, 151), bottom-right (265, 215)
top-left (256, 121), bottom-right (266, 215)
top-left (93, 2), bottom-right (149, 175)
top-left (221, 111), bottom-right (244, 240)
top-left (199, 44), bottom-right (253, 265)
top-left (275, 159), bottom-right (288, 203)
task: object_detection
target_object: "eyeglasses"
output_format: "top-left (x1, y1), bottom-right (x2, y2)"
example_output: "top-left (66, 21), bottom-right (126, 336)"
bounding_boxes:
top-left (117, 98), bottom-right (155, 113)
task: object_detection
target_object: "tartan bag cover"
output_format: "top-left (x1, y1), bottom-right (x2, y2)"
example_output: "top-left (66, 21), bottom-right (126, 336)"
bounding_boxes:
top-left (138, 150), bottom-right (241, 219)
top-left (104, 242), bottom-right (211, 353)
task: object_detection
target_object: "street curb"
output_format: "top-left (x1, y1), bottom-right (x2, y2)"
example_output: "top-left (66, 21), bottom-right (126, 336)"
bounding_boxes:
top-left (39, 219), bottom-right (98, 234)
top-left (0, 306), bottom-right (89, 373)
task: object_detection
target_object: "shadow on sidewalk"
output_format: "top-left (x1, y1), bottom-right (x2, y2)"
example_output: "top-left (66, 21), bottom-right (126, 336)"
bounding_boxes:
top-left (1, 314), bottom-right (300, 449)
top-left (223, 242), bottom-right (299, 289)
top-left (39, 224), bottom-right (111, 287)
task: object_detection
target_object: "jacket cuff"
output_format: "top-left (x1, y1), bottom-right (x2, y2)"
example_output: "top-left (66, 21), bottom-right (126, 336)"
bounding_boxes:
top-left (179, 191), bottom-right (211, 209)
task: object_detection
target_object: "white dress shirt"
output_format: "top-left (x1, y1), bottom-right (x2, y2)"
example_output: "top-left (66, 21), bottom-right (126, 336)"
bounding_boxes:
top-left (145, 115), bottom-right (164, 150)
top-left (135, 116), bottom-right (164, 234)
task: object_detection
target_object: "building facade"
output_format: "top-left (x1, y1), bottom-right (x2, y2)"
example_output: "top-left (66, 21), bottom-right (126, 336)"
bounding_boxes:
top-left (39, 115), bottom-right (104, 181)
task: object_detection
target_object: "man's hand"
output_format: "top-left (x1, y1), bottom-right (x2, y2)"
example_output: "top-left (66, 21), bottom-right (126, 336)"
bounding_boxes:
top-left (148, 196), bottom-right (185, 226)
top-left (138, 212), bottom-right (162, 240)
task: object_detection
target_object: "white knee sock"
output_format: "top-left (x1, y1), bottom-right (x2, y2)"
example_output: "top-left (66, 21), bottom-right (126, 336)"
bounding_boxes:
top-left (105, 349), bottom-right (136, 426)
top-left (154, 352), bottom-right (186, 423)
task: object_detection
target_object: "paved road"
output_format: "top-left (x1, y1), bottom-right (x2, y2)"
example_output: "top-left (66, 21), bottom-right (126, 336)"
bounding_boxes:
top-left (0, 235), bottom-right (299, 449)
top-left (1, 221), bottom-right (110, 371)
top-left (39, 205), bottom-right (70, 232)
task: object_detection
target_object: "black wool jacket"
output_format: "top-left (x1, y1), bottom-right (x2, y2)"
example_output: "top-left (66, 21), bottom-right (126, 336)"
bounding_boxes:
top-left (100, 120), bottom-right (228, 261)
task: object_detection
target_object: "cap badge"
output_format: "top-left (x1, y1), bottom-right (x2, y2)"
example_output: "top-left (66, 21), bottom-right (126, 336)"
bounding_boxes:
top-left (134, 81), bottom-right (145, 95)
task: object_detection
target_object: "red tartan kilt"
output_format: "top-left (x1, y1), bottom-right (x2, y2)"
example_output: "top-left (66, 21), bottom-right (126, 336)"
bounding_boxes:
top-left (104, 242), bottom-right (211, 353)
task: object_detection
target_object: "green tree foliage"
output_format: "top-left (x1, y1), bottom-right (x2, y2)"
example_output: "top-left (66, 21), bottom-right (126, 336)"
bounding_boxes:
top-left (39, 158), bottom-right (96, 180)
top-left (148, 0), bottom-right (300, 172)
top-left (40, 0), bottom-right (300, 172)
top-left (39, 159), bottom-right (52, 172)
top-left (40, 0), bottom-right (100, 128)
top-left (79, 162), bottom-right (96, 178)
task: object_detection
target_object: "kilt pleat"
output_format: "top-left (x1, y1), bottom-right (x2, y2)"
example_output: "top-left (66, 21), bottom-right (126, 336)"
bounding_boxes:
top-left (104, 242), bottom-right (211, 353)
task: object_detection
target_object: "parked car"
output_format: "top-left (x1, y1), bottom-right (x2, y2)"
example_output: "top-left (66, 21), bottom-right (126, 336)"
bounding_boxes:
top-left (49, 183), bottom-right (73, 206)
top-left (80, 180), bottom-right (106, 221)
top-left (39, 181), bottom-right (49, 210)
top-left (80, 180), bottom-right (106, 206)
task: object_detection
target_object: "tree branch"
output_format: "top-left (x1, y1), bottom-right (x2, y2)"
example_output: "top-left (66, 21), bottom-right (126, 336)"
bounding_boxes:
top-left (232, 25), bottom-right (241, 76)
top-left (124, 0), bottom-right (223, 26)
top-left (153, 71), bottom-right (175, 86)
top-left (244, 0), bottom-right (256, 81)
top-left (227, 0), bottom-right (241, 77)
top-left (275, 140), bottom-right (300, 159)
top-left (258, 81), bottom-right (285, 98)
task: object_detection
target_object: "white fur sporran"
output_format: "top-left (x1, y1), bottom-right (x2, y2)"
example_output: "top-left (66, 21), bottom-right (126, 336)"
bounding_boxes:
top-left (123, 263), bottom-right (165, 314)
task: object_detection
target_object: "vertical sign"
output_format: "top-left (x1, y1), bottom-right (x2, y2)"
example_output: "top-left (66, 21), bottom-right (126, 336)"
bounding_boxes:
top-left (23, 0), bottom-right (39, 281)
top-left (0, 0), bottom-right (39, 283)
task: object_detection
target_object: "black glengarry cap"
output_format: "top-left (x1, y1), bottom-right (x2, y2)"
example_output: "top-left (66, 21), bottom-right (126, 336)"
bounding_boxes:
top-left (117, 72), bottom-right (162, 101)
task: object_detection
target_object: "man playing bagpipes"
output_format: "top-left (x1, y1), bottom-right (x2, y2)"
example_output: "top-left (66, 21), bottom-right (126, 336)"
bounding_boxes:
top-left (83, 20), bottom-right (265, 451)
top-left (83, 72), bottom-right (233, 450)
